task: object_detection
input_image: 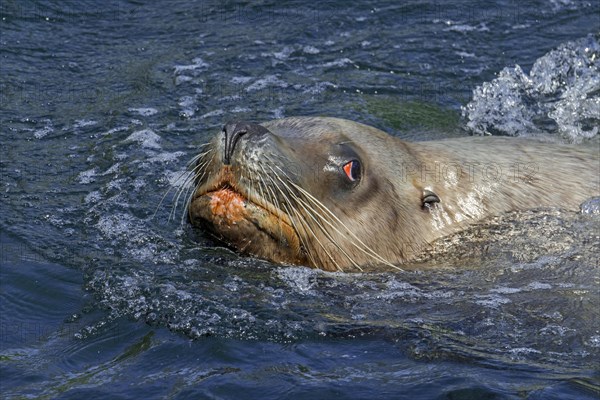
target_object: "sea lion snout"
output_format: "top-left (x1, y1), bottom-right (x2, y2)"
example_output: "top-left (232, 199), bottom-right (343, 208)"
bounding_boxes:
top-left (222, 121), bottom-right (270, 165)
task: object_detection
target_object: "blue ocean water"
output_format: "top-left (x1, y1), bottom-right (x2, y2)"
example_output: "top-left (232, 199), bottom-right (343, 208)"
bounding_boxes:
top-left (1, 1), bottom-right (599, 399)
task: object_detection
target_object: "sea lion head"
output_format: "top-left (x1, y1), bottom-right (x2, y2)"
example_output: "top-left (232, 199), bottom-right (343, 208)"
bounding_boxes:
top-left (188, 117), bottom-right (422, 271)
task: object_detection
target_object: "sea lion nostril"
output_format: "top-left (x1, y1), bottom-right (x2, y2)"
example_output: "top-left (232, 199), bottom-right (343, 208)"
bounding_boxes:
top-left (222, 121), bottom-right (270, 165)
top-left (223, 121), bottom-right (248, 165)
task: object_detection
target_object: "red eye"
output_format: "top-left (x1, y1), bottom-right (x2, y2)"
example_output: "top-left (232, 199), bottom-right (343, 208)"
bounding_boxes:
top-left (343, 160), bottom-right (361, 182)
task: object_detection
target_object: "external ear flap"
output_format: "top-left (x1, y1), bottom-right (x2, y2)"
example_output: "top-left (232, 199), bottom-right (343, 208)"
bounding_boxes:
top-left (422, 189), bottom-right (440, 210)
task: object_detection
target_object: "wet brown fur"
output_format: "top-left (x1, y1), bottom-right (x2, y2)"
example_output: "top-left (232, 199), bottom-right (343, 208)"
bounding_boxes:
top-left (188, 117), bottom-right (599, 271)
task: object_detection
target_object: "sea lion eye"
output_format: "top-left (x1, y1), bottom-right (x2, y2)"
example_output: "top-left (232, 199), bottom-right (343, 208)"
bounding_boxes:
top-left (342, 160), bottom-right (361, 182)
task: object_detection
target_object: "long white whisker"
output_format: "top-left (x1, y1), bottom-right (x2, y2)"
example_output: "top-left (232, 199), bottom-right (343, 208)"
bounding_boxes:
top-left (178, 153), bottom-right (215, 224)
top-left (186, 148), bottom-right (212, 168)
top-left (254, 166), bottom-right (285, 243)
top-left (153, 151), bottom-right (210, 220)
top-left (290, 180), bottom-right (401, 270)
top-left (259, 164), bottom-right (323, 268)
top-left (269, 163), bottom-right (399, 270)
top-left (293, 196), bottom-right (363, 271)
top-left (265, 164), bottom-right (348, 272)
top-left (171, 163), bottom-right (202, 221)
top-left (259, 165), bottom-right (314, 264)
top-left (266, 162), bottom-right (365, 270)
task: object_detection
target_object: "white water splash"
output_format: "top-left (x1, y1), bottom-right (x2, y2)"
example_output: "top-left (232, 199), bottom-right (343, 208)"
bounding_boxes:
top-left (463, 34), bottom-right (600, 142)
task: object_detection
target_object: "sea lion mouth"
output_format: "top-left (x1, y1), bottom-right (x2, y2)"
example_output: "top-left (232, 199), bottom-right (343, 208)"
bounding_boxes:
top-left (202, 186), bottom-right (248, 224)
top-left (189, 173), bottom-right (304, 264)
top-left (192, 176), bottom-right (295, 229)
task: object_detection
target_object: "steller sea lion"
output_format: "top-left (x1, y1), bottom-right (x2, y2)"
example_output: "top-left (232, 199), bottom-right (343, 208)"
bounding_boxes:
top-left (186, 117), bottom-right (599, 272)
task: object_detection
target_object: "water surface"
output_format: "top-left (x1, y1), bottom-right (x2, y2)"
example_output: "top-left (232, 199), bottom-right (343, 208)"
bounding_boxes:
top-left (1, 1), bottom-right (599, 398)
